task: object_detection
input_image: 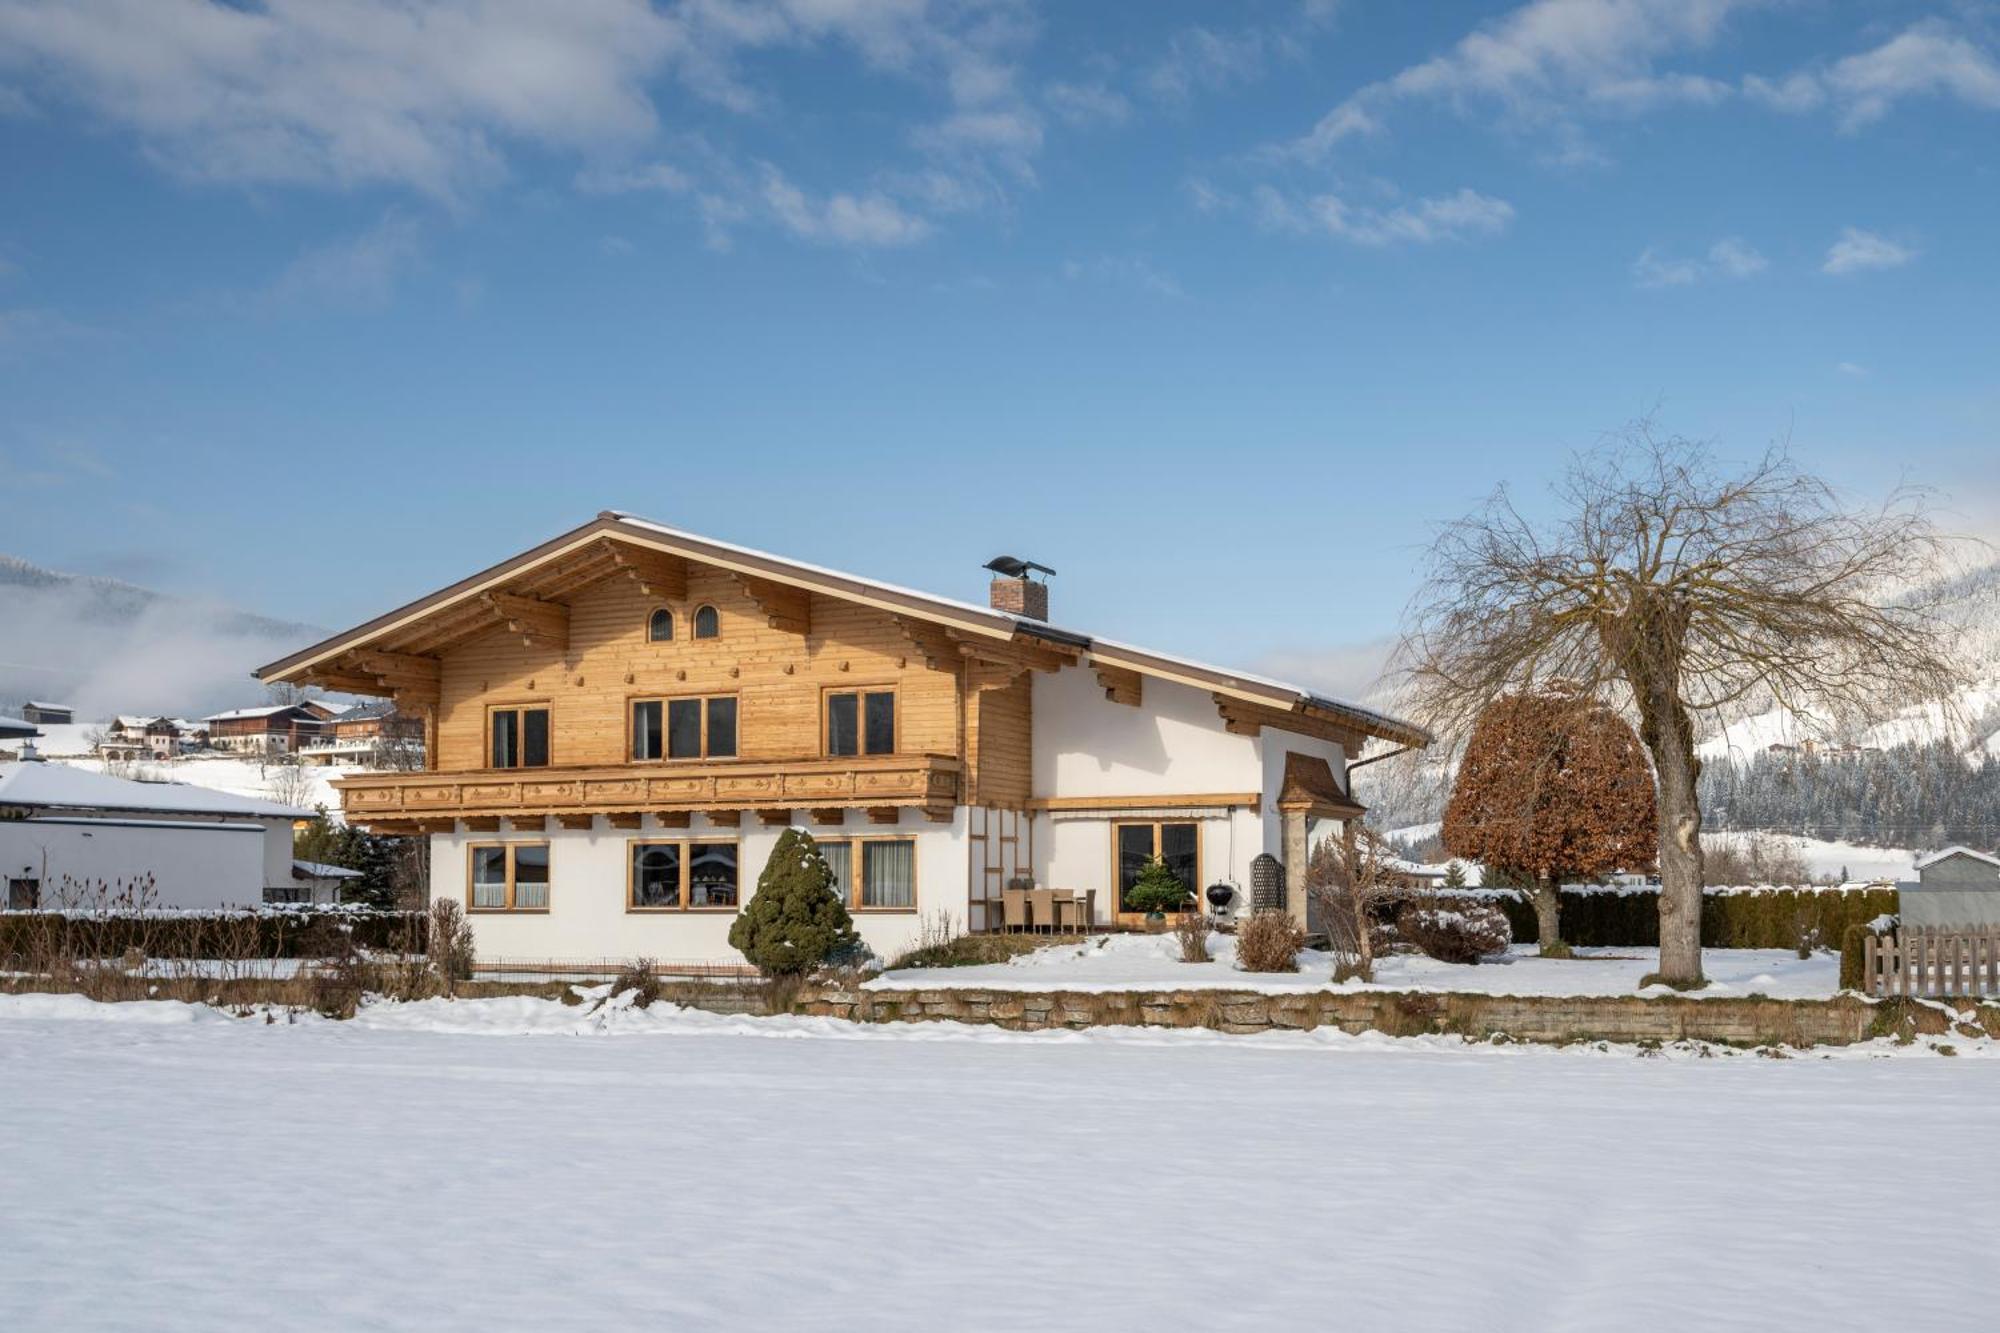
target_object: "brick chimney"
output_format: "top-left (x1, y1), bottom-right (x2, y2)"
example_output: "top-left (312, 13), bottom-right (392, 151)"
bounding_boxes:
top-left (989, 575), bottom-right (1048, 621)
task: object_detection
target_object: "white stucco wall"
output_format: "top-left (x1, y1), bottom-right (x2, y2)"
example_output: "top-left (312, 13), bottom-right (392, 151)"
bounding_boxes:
top-left (1034, 805), bottom-right (1263, 922)
top-left (1031, 666), bottom-right (1261, 798)
top-left (1255, 726), bottom-right (1351, 857)
top-left (431, 808), bottom-right (967, 966)
top-left (0, 816), bottom-right (276, 909)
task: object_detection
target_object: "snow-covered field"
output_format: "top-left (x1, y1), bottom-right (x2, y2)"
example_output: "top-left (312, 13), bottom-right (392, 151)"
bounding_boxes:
top-left (1, 992), bottom-right (1992, 1331)
top-left (876, 934), bottom-right (1840, 998)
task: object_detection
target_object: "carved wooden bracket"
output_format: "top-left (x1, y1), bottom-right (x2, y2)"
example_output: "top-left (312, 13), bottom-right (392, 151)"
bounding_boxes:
top-left (606, 540), bottom-right (689, 602)
top-left (1094, 662), bottom-right (1143, 707)
top-left (483, 591), bottom-right (570, 653)
top-left (732, 574), bottom-right (811, 635)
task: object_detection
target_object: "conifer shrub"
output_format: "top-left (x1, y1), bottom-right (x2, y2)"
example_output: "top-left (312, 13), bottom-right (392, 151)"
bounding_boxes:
top-left (1125, 855), bottom-right (1192, 916)
top-left (728, 829), bottom-right (861, 977)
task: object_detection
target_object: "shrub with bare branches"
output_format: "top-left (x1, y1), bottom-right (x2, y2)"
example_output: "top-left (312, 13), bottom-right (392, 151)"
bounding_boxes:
top-left (1175, 912), bottom-right (1212, 963)
top-left (1234, 910), bottom-right (1304, 973)
top-left (1397, 897), bottom-right (1512, 965)
top-left (609, 957), bottom-right (664, 1008)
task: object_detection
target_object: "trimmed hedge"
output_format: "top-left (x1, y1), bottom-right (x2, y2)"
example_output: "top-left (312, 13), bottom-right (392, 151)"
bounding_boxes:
top-left (1445, 887), bottom-right (1899, 951)
top-left (0, 909), bottom-right (427, 961)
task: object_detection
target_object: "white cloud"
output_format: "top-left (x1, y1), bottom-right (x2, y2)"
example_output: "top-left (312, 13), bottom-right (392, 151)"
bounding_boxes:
top-left (1257, 185), bottom-right (1515, 246)
top-left (1286, 0), bottom-right (1754, 159)
top-left (759, 166), bottom-right (930, 248)
top-left (1822, 227), bottom-right (1914, 276)
top-left (1747, 20), bottom-right (2000, 130)
top-left (0, 0), bottom-right (682, 200)
top-left (1060, 254), bottom-right (1184, 299)
top-left (261, 214), bottom-right (425, 309)
top-left (1044, 81), bottom-right (1131, 129)
top-left (1632, 235), bottom-right (1765, 287)
top-left (1836, 361), bottom-right (1868, 378)
top-left (1147, 3), bottom-right (1338, 102)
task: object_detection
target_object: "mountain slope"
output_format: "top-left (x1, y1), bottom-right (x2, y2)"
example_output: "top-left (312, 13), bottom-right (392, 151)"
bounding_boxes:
top-left (0, 554), bottom-right (325, 721)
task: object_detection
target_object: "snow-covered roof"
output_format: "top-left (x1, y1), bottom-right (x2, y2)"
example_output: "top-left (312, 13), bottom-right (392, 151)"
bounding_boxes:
top-left (258, 512), bottom-right (1432, 748)
top-left (25, 701), bottom-right (72, 711)
top-left (293, 859), bottom-right (362, 880)
top-left (1914, 846), bottom-right (2000, 872)
top-left (0, 762), bottom-right (312, 820)
top-left (0, 714), bottom-right (41, 738)
top-left (204, 704), bottom-right (306, 723)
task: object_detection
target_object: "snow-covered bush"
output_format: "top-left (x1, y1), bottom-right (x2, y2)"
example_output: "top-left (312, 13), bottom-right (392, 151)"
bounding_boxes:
top-left (609, 957), bottom-right (663, 1009)
top-left (1398, 901), bottom-right (1511, 965)
top-left (1234, 910), bottom-right (1304, 973)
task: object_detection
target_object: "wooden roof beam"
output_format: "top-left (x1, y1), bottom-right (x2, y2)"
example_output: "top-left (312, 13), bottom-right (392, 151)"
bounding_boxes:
top-left (891, 615), bottom-right (959, 672)
top-left (733, 574), bottom-right (811, 635)
top-left (607, 540), bottom-right (689, 602)
top-left (482, 592), bottom-right (569, 653)
top-left (1094, 662), bottom-right (1143, 707)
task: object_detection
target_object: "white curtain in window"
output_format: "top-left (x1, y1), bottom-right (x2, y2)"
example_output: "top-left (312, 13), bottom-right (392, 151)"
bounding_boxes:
top-left (862, 840), bottom-right (915, 909)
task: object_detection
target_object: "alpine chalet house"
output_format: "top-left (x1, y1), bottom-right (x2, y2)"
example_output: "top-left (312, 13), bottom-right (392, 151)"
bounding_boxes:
top-left (255, 514), bottom-right (1427, 966)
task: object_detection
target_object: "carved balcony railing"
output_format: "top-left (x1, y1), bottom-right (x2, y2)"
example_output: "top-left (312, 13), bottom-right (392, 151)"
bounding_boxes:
top-left (334, 753), bottom-right (961, 831)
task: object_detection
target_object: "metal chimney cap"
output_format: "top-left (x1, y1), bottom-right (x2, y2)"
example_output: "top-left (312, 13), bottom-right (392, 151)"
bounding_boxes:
top-left (984, 555), bottom-right (1057, 580)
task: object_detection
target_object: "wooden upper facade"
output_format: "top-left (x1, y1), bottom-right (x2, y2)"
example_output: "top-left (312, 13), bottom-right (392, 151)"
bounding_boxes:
top-left (257, 513), bottom-right (1427, 832)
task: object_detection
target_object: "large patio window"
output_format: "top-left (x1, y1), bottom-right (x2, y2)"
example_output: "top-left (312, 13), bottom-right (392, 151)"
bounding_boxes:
top-left (490, 706), bottom-right (550, 769)
top-left (1114, 821), bottom-right (1198, 915)
top-left (469, 842), bottom-right (551, 912)
top-left (627, 840), bottom-right (739, 911)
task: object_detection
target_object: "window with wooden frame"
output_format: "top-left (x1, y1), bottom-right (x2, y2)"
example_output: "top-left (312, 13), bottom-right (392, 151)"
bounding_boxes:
top-left (468, 842), bottom-right (551, 912)
top-left (1113, 821), bottom-right (1199, 915)
top-left (692, 604), bottom-right (720, 639)
top-left (489, 705), bottom-right (551, 769)
top-left (814, 837), bottom-right (917, 911)
top-left (647, 608), bottom-right (674, 642)
top-left (824, 688), bottom-right (895, 757)
top-left (627, 839), bottom-right (740, 911)
top-left (630, 695), bottom-right (738, 761)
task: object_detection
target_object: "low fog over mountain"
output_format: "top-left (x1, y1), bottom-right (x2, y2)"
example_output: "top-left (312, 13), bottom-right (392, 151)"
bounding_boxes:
top-left (0, 555), bottom-right (324, 721)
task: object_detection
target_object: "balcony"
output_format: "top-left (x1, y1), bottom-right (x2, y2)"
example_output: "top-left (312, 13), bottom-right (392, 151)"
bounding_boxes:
top-left (334, 753), bottom-right (962, 830)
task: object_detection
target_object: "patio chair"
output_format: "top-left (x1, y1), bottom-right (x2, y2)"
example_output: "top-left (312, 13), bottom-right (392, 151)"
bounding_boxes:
top-left (1028, 889), bottom-right (1056, 935)
top-left (1001, 888), bottom-right (1028, 934)
top-left (1054, 891), bottom-right (1088, 935)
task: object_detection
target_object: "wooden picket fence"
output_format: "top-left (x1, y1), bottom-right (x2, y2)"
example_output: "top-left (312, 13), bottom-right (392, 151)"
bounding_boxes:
top-left (1863, 928), bottom-right (2000, 999)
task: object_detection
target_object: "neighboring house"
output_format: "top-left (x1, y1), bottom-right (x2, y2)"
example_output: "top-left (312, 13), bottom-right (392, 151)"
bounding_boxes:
top-left (20, 702), bottom-right (73, 726)
top-left (299, 700), bottom-right (426, 767)
top-left (256, 512), bottom-right (1428, 965)
top-left (1900, 847), bottom-right (2000, 930)
top-left (0, 762), bottom-right (313, 910)
top-left (0, 713), bottom-right (42, 763)
top-left (203, 704), bottom-right (329, 756)
top-left (279, 858), bottom-right (364, 905)
top-left (98, 716), bottom-right (210, 762)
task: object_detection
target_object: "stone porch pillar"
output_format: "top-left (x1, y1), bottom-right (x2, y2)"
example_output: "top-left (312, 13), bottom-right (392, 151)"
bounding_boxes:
top-left (1282, 807), bottom-right (1309, 931)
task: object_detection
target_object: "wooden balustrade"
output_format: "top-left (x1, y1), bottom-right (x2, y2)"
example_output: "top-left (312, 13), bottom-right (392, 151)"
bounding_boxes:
top-left (335, 753), bottom-right (960, 831)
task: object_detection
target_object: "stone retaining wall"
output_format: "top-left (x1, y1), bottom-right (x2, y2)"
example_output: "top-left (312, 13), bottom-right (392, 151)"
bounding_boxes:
top-left (795, 984), bottom-right (1999, 1047)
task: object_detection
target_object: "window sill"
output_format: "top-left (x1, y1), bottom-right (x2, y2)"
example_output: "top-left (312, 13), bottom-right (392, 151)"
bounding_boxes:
top-left (466, 908), bottom-right (551, 915)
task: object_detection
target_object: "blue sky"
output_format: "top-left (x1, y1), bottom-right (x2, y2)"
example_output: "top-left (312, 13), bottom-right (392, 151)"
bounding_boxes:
top-left (2, 0), bottom-right (1997, 696)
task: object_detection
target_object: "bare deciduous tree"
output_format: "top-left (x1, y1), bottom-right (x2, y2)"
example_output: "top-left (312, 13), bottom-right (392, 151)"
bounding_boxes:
top-left (1401, 427), bottom-right (1967, 986)
top-left (1306, 830), bottom-right (1404, 981)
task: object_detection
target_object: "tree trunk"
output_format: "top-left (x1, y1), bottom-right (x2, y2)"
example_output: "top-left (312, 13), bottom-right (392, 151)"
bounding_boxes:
top-left (1630, 675), bottom-right (1705, 986)
top-left (1530, 876), bottom-right (1567, 957)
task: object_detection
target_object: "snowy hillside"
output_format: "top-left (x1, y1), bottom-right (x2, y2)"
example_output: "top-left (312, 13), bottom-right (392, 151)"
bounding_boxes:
top-left (49, 756), bottom-right (359, 818)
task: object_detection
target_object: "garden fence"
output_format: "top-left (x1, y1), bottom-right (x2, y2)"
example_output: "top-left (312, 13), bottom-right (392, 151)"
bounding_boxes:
top-left (1862, 928), bottom-right (2000, 999)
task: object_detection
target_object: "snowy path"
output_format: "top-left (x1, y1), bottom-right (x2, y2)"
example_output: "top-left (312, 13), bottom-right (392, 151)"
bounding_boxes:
top-left (2, 996), bottom-right (1992, 1331)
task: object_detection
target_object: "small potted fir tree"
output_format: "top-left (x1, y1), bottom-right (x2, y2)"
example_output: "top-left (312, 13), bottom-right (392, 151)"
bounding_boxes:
top-left (1125, 855), bottom-right (1191, 928)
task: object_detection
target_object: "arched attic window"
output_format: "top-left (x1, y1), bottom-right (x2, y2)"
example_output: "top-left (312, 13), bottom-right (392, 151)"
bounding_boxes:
top-left (693, 605), bottom-right (720, 639)
top-left (647, 608), bottom-right (674, 642)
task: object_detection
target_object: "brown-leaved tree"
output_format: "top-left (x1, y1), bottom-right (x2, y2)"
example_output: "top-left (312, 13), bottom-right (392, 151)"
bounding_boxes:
top-left (1442, 686), bottom-right (1656, 957)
